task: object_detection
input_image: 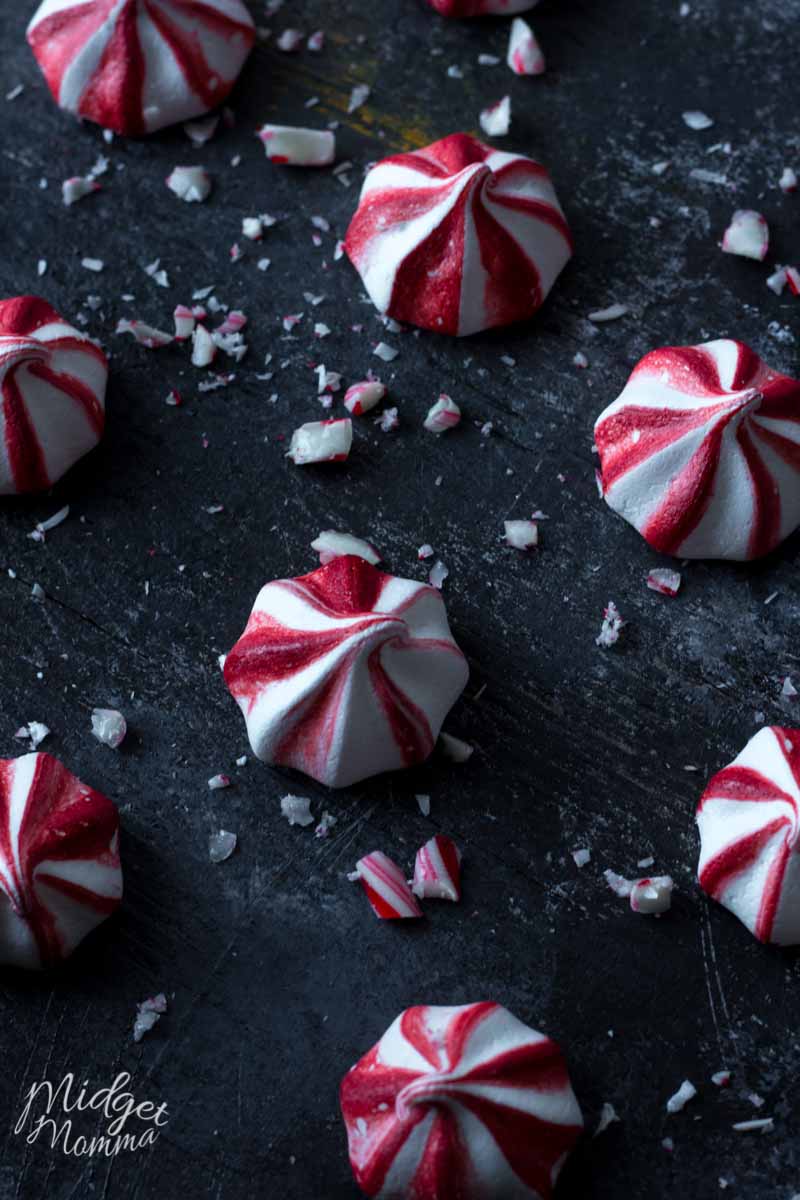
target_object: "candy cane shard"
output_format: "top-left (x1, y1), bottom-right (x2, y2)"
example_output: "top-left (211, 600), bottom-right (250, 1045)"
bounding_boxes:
top-left (412, 835), bottom-right (462, 901)
top-left (287, 418), bottom-right (352, 465)
top-left (356, 851), bottom-right (423, 919)
top-left (257, 125), bottom-right (336, 167)
top-left (507, 18), bottom-right (545, 75)
top-left (697, 726), bottom-right (800, 945)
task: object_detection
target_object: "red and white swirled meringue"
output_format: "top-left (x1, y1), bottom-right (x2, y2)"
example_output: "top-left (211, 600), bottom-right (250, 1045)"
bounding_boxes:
top-left (594, 340), bottom-right (800, 560)
top-left (697, 727), bottom-right (800, 945)
top-left (412, 834), bottom-right (462, 901)
top-left (344, 133), bottom-right (572, 337)
top-left (26, 0), bottom-right (256, 137)
top-left (340, 1002), bottom-right (583, 1200)
top-left (0, 296), bottom-right (107, 495)
top-left (223, 555), bottom-right (469, 789)
top-left (356, 851), bottom-right (423, 919)
top-left (0, 753), bottom-right (123, 969)
top-left (427, 0), bottom-right (539, 16)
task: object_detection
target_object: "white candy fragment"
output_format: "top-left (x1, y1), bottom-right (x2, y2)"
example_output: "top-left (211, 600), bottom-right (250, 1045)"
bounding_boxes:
top-left (373, 342), bottom-right (398, 362)
top-left (257, 124), bottom-right (336, 167)
top-left (711, 1071), bottom-right (731, 1087)
top-left (276, 28), bottom-right (304, 51)
top-left (348, 84), bottom-right (370, 114)
top-left (766, 266), bottom-right (788, 295)
top-left (666, 1080), bottom-right (697, 1114)
top-left (91, 708), bottom-right (127, 749)
top-left (596, 601), bottom-right (624, 647)
top-left (191, 325), bottom-right (216, 367)
top-left (429, 560), bottom-right (449, 590)
top-left (287, 418), bottom-right (352, 465)
top-left (646, 568), bottom-right (682, 596)
top-left (15, 722), bottom-right (50, 749)
top-left (722, 210), bottom-right (769, 261)
top-left (588, 303), bottom-right (628, 323)
top-left (116, 319), bottom-right (172, 348)
top-left (207, 774), bottom-right (231, 790)
top-left (424, 394), bottom-right (461, 434)
top-left (166, 165), bottom-right (212, 203)
top-left (280, 795), bottom-right (314, 827)
top-left (416, 794), bottom-right (431, 816)
top-left (311, 530), bottom-right (381, 565)
top-left (572, 848), bottom-right (591, 868)
top-left (781, 676), bottom-right (798, 699)
top-left (439, 732), bottom-right (473, 763)
top-left (173, 305), bottom-right (195, 340)
top-left (594, 1103), bottom-right (620, 1136)
top-left (786, 267), bottom-right (800, 296)
top-left (133, 994), bottom-right (167, 1043)
top-left (682, 110), bottom-right (714, 130)
top-left (604, 869), bottom-right (673, 914)
top-left (209, 830), bottom-right (237, 863)
top-left (479, 95), bottom-right (511, 138)
top-left (184, 115), bottom-right (219, 146)
top-left (507, 18), bottom-right (545, 76)
top-left (377, 407), bottom-right (399, 432)
top-left (307, 31), bottom-right (324, 51)
top-left (62, 176), bottom-right (100, 206)
top-left (344, 380), bottom-right (385, 415)
top-left (732, 1118), bottom-right (774, 1134)
top-left (28, 505), bottom-right (70, 542)
top-left (779, 167), bottom-right (797, 193)
top-left (504, 520), bottom-right (538, 551)
top-left (315, 811), bottom-right (337, 838)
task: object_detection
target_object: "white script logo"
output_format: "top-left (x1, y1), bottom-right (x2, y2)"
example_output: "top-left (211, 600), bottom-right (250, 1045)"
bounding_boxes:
top-left (14, 1072), bottom-right (169, 1158)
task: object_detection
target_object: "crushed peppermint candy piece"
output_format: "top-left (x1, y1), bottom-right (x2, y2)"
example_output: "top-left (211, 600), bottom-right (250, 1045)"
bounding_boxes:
top-left (133, 994), bottom-right (168, 1043)
top-left (429, 560), bottom-right (449, 590)
top-left (191, 325), bottom-right (216, 367)
top-left (376, 407), bottom-right (399, 432)
top-left (722, 209), bottom-right (769, 261)
top-left (417, 544), bottom-right (435, 560)
top-left (173, 305), bottom-right (195, 340)
top-left (62, 176), bottom-right (101, 206)
top-left (781, 676), bottom-right (798, 699)
top-left (307, 30), bottom-right (324, 51)
top-left (766, 266), bottom-right (788, 295)
top-left (28, 505), bottom-right (70, 542)
top-left (81, 257), bottom-right (104, 272)
top-left (144, 258), bottom-right (169, 288)
top-left (588, 303), bottom-right (628, 323)
top-left (424, 394), bottom-right (461, 434)
top-left (348, 84), bottom-right (370, 114)
top-left (573, 352), bottom-right (589, 368)
top-left (682, 110), bottom-right (714, 130)
top-left (184, 115), bottom-right (219, 145)
top-left (117, 319), bottom-right (172, 348)
top-left (594, 1103), bottom-right (620, 1136)
top-left (91, 708), bottom-right (127, 749)
top-left (479, 95), bottom-right (511, 137)
top-left (166, 165), bottom-right (212, 202)
top-left (504, 520), bottom-right (538, 551)
top-left (280, 795), bottom-right (314, 827)
top-left (287, 418), bottom-right (352, 465)
top-left (373, 341), bottom-right (398, 362)
top-left (778, 166), bottom-right (797, 193)
top-left (596, 601), bottom-right (624, 647)
top-left (311, 530), bottom-right (381, 565)
top-left (786, 267), bottom-right (800, 296)
top-left (315, 811), bottom-right (337, 838)
top-left (646, 568), bottom-right (682, 596)
top-left (276, 28), bottom-right (304, 51)
top-left (355, 851), bottom-right (423, 920)
top-left (666, 1080), bottom-right (697, 1114)
top-left (209, 830), bottom-right (237, 863)
top-left (507, 17), bottom-right (545, 75)
top-left (257, 124), bottom-right (335, 167)
top-left (732, 1118), bottom-right (774, 1134)
top-left (711, 1071), bottom-right (732, 1087)
top-left (416, 794), bottom-right (431, 816)
top-left (15, 722), bottom-right (50, 749)
top-left (412, 835), bottom-right (462, 902)
top-left (208, 774), bottom-right (231, 790)
top-left (344, 380), bottom-right (385, 415)
top-left (572, 848), bottom-right (591, 868)
top-left (439, 732), bottom-right (473, 763)
top-left (604, 869), bottom-right (673, 914)
top-left (283, 313), bottom-right (304, 332)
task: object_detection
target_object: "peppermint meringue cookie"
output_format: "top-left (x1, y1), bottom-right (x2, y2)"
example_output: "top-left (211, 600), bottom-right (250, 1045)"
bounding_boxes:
top-left (0, 753), bottom-right (123, 969)
top-left (697, 727), bottom-right (800, 945)
top-left (340, 1002), bottom-right (583, 1199)
top-left (427, 0), bottom-right (539, 16)
top-left (223, 555), bottom-right (469, 788)
top-left (0, 296), bottom-right (107, 495)
top-left (344, 133), bottom-right (572, 337)
top-left (594, 340), bottom-right (800, 560)
top-left (27, 0), bottom-right (256, 137)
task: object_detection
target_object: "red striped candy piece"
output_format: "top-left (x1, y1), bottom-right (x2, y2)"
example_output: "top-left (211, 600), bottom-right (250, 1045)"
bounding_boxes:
top-left (223, 555), bottom-right (469, 789)
top-left (412, 834), bottom-right (462, 901)
top-left (344, 133), bottom-right (572, 337)
top-left (356, 851), bottom-right (423, 919)
top-left (340, 1002), bottom-right (583, 1200)
top-left (26, 0), bottom-right (256, 137)
top-left (697, 726), bottom-right (800, 945)
top-left (0, 753), bottom-right (123, 969)
top-left (594, 340), bottom-right (800, 560)
top-left (0, 296), bottom-right (107, 495)
top-left (427, 0), bottom-right (539, 15)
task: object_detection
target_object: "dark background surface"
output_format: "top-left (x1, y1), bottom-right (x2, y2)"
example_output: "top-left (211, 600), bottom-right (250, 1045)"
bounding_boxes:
top-left (1, 1), bottom-right (799, 1197)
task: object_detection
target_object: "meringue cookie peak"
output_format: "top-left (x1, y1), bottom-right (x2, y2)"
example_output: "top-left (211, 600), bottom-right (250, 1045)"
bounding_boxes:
top-left (344, 133), bottom-right (572, 337)
top-left (594, 339), bottom-right (800, 560)
top-left (223, 555), bottom-right (469, 788)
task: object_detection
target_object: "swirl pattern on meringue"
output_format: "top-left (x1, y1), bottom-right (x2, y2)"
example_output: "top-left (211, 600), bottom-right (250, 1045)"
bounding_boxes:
top-left (0, 753), bottom-right (123, 969)
top-left (27, 0), bottom-right (256, 137)
top-left (594, 340), bottom-right (800, 560)
top-left (0, 296), bottom-right (107, 495)
top-left (697, 727), bottom-right (800, 945)
top-left (344, 133), bottom-right (572, 337)
top-left (223, 555), bottom-right (469, 789)
top-left (340, 1002), bottom-right (584, 1200)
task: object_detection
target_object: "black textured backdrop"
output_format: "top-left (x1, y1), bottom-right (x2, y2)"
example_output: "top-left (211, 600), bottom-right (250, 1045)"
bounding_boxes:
top-left (1, 1), bottom-right (799, 1198)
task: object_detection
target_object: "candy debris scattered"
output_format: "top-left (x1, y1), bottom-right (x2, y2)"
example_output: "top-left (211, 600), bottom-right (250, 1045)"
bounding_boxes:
top-left (117, 319), bottom-right (173, 348)
top-left (604, 870), bottom-right (673, 913)
top-left (507, 17), bottom-right (545, 75)
top-left (280, 795), bottom-right (314, 827)
top-left (588, 303), bottom-right (628, 322)
top-left (344, 380), bottom-right (386, 415)
top-left (412, 835), bottom-right (462, 901)
top-left (15, 721), bottom-right (50, 749)
top-left (166, 165), bottom-right (212, 202)
top-left (779, 167), bottom-right (797, 193)
top-left (504, 520), bottom-right (539, 551)
top-left (646, 568), bottom-right (682, 596)
top-left (311, 531), bottom-right (381, 565)
top-left (133, 994), bottom-right (167, 1043)
top-left (722, 210), bottom-right (769, 261)
top-left (479, 95), bottom-right (511, 137)
top-left (209, 830), bottom-right (237, 863)
top-left (257, 124), bottom-right (336, 166)
top-left (287, 418), bottom-right (352, 465)
top-left (423, 394), bottom-right (461, 433)
top-left (91, 708), bottom-right (127, 749)
top-left (596, 601), bottom-right (624, 647)
top-left (666, 1080), bottom-right (697, 1114)
top-left (682, 110), bottom-right (714, 130)
top-left (355, 851), bottom-right (423, 919)
top-left (439, 732), bottom-right (474, 762)
top-left (207, 774), bottom-right (231, 790)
